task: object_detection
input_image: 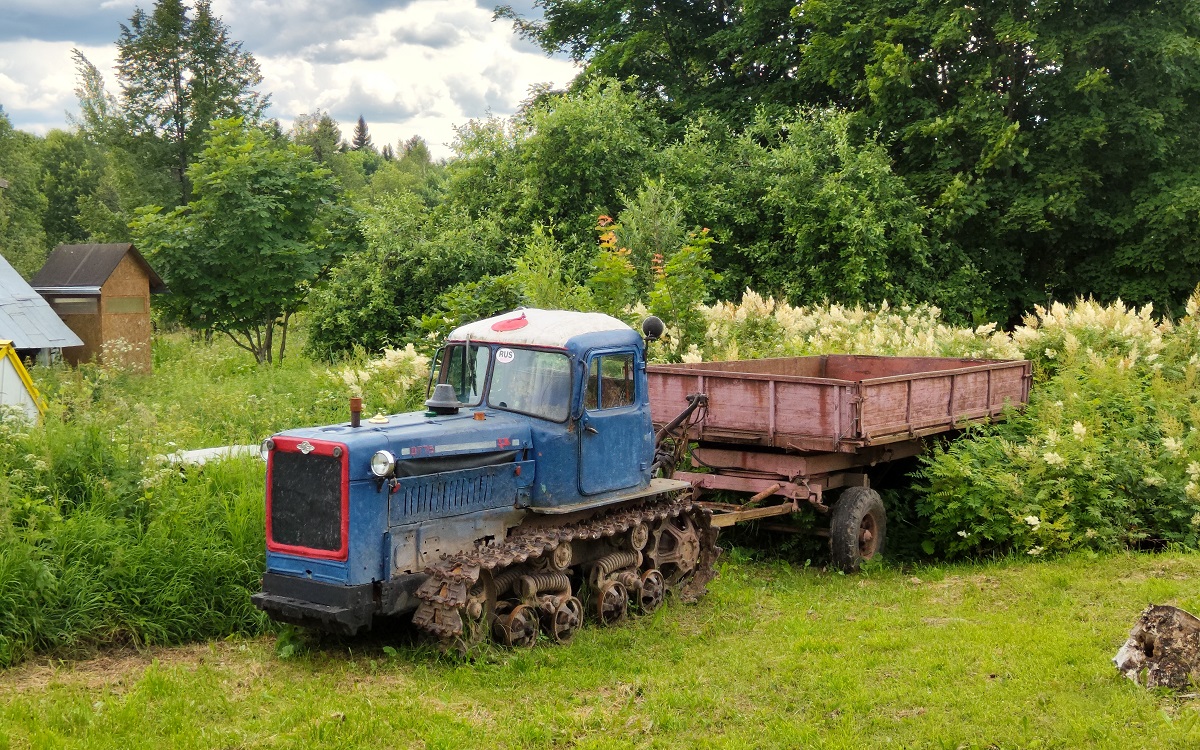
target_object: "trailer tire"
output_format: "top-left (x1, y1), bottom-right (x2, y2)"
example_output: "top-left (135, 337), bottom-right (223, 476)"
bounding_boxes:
top-left (830, 487), bottom-right (886, 573)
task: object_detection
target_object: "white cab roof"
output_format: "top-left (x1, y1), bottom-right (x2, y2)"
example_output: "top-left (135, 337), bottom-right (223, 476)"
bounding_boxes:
top-left (448, 308), bottom-right (632, 348)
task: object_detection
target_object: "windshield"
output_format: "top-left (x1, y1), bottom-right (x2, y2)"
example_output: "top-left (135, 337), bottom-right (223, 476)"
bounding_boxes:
top-left (439, 343), bottom-right (489, 406)
top-left (488, 347), bottom-right (572, 422)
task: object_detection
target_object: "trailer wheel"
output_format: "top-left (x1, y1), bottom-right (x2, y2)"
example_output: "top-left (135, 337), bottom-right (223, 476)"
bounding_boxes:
top-left (830, 487), bottom-right (886, 573)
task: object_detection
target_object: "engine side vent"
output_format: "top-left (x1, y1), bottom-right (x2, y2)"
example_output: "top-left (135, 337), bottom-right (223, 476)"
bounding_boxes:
top-left (403, 472), bottom-right (495, 521)
top-left (389, 463), bottom-right (521, 526)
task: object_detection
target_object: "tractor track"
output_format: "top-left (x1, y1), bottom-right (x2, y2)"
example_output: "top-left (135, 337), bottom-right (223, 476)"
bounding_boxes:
top-left (412, 493), bottom-right (720, 651)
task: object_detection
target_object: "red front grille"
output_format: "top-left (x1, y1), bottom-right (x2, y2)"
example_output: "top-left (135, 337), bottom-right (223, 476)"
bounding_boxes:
top-left (266, 437), bottom-right (349, 561)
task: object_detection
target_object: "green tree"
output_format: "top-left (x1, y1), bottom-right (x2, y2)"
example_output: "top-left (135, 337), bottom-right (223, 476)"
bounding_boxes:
top-left (304, 194), bottom-right (507, 356)
top-left (509, 0), bottom-right (1200, 319)
top-left (0, 109), bottom-right (48, 277)
top-left (444, 80), bottom-right (664, 269)
top-left (291, 111), bottom-right (343, 163)
top-left (132, 118), bottom-right (337, 363)
top-left (648, 227), bottom-right (720, 359)
top-left (351, 116), bottom-right (373, 152)
top-left (38, 129), bottom-right (105, 247)
top-left (794, 0), bottom-right (1200, 318)
top-left (498, 0), bottom-right (801, 122)
top-left (750, 110), bottom-right (941, 307)
top-left (613, 178), bottom-right (687, 297)
top-left (114, 0), bottom-right (267, 204)
top-left (511, 223), bottom-right (594, 309)
top-left (365, 136), bottom-right (446, 206)
top-left (69, 50), bottom-right (176, 242)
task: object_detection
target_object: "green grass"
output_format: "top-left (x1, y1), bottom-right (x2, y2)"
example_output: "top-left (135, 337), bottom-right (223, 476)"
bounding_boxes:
top-left (3, 551), bottom-right (1200, 749)
top-left (5, 326), bottom-right (1200, 746)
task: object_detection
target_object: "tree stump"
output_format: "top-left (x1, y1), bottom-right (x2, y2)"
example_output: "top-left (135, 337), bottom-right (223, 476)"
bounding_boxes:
top-left (1114, 604), bottom-right (1200, 690)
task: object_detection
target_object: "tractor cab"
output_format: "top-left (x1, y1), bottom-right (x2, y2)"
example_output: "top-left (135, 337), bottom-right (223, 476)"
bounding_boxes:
top-left (435, 308), bottom-right (655, 505)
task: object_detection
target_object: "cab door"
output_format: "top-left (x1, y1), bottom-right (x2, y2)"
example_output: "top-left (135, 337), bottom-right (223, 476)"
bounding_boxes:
top-left (578, 350), bottom-right (651, 495)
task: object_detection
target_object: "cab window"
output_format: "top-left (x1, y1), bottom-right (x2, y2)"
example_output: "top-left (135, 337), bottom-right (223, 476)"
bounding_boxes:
top-left (438, 343), bottom-right (490, 406)
top-left (585, 353), bottom-right (635, 411)
top-left (488, 348), bottom-right (572, 421)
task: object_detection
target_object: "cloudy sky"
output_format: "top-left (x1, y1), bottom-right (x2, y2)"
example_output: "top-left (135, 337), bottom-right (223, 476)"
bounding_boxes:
top-left (0, 0), bottom-right (579, 158)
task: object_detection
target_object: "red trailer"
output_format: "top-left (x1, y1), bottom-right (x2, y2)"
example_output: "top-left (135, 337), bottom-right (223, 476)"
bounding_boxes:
top-left (648, 354), bottom-right (1031, 570)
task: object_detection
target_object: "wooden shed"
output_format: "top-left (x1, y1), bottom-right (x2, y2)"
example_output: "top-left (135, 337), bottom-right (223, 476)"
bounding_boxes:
top-left (31, 244), bottom-right (167, 373)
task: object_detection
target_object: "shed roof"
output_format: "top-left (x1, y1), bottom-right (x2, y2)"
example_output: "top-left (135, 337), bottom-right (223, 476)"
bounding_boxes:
top-left (31, 243), bottom-right (167, 294)
top-left (0, 254), bottom-right (83, 349)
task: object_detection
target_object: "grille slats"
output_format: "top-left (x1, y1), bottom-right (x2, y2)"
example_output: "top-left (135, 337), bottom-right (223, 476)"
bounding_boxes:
top-left (390, 464), bottom-right (514, 526)
top-left (403, 473), bottom-right (495, 518)
top-left (270, 451), bottom-right (343, 553)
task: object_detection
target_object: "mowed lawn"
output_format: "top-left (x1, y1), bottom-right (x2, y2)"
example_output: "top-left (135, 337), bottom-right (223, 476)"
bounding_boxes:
top-left (3, 551), bottom-right (1199, 749)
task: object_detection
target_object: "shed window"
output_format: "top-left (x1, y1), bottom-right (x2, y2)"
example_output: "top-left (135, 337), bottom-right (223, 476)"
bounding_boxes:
top-left (105, 296), bottom-right (146, 314)
top-left (49, 297), bottom-right (98, 315)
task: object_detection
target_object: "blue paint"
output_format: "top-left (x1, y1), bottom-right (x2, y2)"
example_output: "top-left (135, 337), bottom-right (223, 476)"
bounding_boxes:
top-left (262, 320), bottom-right (660, 599)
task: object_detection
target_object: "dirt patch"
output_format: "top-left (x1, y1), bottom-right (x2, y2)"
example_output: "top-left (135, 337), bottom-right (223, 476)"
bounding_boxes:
top-left (0, 639), bottom-right (269, 695)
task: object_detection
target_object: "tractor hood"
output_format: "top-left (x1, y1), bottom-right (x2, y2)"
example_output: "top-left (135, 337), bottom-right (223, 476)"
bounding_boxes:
top-left (273, 409), bottom-right (534, 482)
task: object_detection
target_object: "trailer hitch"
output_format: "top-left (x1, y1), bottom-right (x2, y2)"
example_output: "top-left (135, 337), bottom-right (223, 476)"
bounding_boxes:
top-left (651, 393), bottom-right (708, 477)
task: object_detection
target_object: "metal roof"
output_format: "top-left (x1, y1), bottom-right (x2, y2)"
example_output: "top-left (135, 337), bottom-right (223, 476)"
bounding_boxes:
top-left (0, 254), bottom-right (83, 349)
top-left (449, 309), bottom-right (634, 349)
top-left (31, 243), bottom-right (167, 294)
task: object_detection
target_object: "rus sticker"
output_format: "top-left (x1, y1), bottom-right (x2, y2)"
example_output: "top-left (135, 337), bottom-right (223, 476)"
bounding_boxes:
top-left (496, 347), bottom-right (515, 364)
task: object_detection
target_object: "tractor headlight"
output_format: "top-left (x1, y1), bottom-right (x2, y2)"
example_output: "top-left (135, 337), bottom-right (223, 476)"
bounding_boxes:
top-left (371, 450), bottom-right (396, 478)
top-left (260, 438), bottom-right (274, 461)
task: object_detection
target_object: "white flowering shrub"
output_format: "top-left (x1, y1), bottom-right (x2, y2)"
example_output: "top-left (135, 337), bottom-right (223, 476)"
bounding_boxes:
top-left (670, 289), bottom-right (1020, 364)
top-left (334, 344), bottom-right (430, 415)
top-left (640, 286), bottom-right (1200, 557)
top-left (99, 337), bottom-right (147, 373)
top-left (918, 288), bottom-right (1200, 558)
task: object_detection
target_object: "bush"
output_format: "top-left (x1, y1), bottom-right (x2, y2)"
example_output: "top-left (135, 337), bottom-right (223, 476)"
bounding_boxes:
top-left (917, 292), bottom-right (1200, 558)
top-left (674, 290), bottom-right (1019, 363)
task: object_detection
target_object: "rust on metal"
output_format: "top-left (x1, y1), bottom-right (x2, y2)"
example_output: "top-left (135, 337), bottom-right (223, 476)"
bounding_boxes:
top-left (649, 354), bottom-right (1031, 454)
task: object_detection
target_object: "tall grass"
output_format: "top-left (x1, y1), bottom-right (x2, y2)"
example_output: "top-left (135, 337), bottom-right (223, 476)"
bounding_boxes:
top-left (0, 327), bottom-right (359, 667)
top-left (0, 325), bottom-right (434, 667)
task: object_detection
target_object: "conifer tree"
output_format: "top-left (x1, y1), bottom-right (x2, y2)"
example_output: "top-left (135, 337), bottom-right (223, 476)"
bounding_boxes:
top-left (351, 116), bottom-right (373, 152)
top-left (292, 110), bottom-right (342, 163)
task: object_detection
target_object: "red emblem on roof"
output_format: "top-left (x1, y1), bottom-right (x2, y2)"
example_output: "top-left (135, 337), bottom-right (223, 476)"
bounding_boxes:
top-left (491, 313), bottom-right (528, 332)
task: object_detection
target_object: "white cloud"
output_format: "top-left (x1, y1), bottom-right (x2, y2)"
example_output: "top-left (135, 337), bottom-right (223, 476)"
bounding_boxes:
top-left (0, 0), bottom-right (576, 158)
top-left (0, 41), bottom-right (117, 130)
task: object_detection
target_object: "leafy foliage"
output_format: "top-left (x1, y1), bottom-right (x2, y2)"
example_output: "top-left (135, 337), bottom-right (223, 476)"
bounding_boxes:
top-left (114, 0), bottom-right (267, 204)
top-left (304, 193), bottom-right (507, 356)
top-left (918, 292), bottom-right (1200, 558)
top-left (647, 228), bottom-right (720, 358)
top-left (132, 119), bottom-right (339, 363)
top-left (291, 110), bottom-right (343, 164)
top-left (800, 0), bottom-right (1200, 319)
top-left (0, 108), bottom-right (49, 277)
top-left (499, 0), bottom-right (802, 122)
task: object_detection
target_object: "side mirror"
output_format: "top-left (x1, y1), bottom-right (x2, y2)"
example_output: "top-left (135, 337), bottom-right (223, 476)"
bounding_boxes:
top-left (641, 316), bottom-right (665, 342)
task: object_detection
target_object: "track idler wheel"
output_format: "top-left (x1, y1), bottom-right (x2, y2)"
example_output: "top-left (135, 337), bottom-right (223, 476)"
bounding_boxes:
top-left (595, 580), bottom-right (628, 625)
top-left (543, 596), bottom-right (584, 643)
top-left (495, 603), bottom-right (539, 648)
top-left (647, 513), bottom-right (701, 584)
top-left (638, 569), bottom-right (665, 613)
